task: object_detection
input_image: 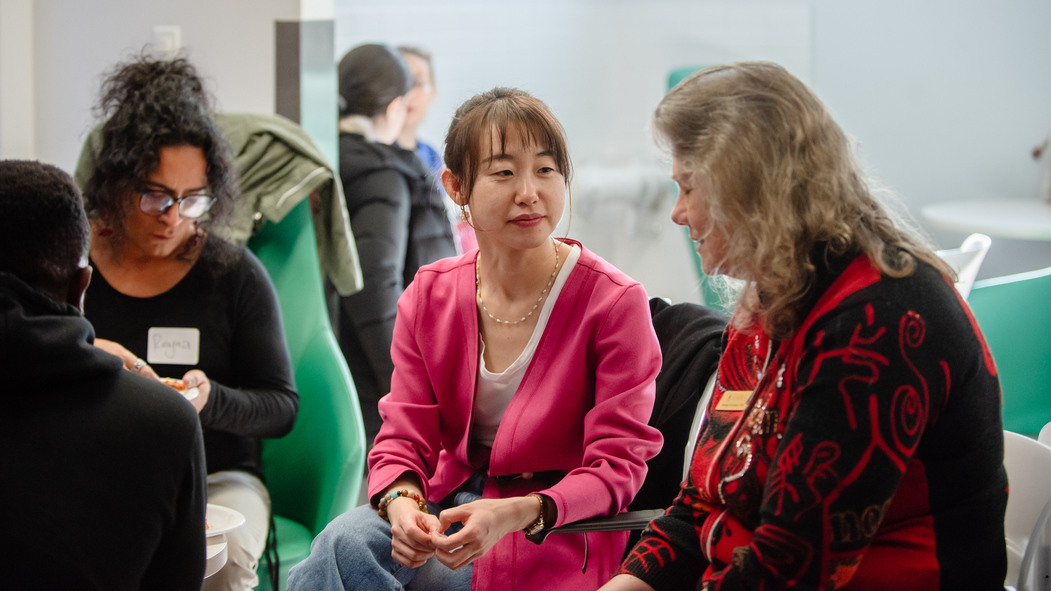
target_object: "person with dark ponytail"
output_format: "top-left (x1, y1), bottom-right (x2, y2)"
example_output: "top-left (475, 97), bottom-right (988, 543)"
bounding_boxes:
top-left (331, 43), bottom-right (457, 451)
top-left (79, 55), bottom-right (298, 591)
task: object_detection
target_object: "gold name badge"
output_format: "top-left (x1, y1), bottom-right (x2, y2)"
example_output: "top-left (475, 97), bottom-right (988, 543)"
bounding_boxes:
top-left (714, 390), bottom-right (752, 412)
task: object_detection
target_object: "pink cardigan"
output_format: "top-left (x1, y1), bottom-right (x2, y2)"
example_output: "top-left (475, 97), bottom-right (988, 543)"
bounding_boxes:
top-left (369, 241), bottom-right (663, 590)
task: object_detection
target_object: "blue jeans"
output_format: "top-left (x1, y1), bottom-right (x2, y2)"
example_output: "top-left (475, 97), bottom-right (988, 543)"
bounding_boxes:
top-left (287, 503), bottom-right (472, 591)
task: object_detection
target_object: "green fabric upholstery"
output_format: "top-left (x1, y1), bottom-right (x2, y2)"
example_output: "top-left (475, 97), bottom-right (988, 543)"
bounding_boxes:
top-left (967, 266), bottom-right (1051, 437)
top-left (247, 200), bottom-right (365, 590)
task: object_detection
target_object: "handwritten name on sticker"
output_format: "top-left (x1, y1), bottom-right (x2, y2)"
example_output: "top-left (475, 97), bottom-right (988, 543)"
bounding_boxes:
top-left (147, 327), bottom-right (200, 365)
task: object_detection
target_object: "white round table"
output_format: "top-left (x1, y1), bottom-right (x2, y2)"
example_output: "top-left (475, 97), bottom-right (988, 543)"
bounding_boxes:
top-left (922, 199), bottom-right (1051, 241)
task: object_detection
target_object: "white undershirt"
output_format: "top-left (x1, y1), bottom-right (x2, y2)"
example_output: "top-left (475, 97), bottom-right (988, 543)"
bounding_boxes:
top-left (472, 244), bottom-right (582, 448)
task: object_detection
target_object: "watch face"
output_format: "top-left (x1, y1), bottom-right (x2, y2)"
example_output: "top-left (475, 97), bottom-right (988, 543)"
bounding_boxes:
top-left (525, 518), bottom-right (544, 535)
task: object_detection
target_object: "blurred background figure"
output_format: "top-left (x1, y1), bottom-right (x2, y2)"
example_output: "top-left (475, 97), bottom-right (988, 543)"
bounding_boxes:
top-left (395, 45), bottom-right (477, 254)
top-left (394, 46), bottom-right (441, 185)
top-left (332, 43), bottom-right (456, 451)
top-left (0, 160), bottom-right (207, 590)
top-left (78, 55), bottom-right (298, 591)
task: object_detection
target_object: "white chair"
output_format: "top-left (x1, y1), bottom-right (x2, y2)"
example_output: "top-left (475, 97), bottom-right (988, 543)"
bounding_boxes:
top-left (684, 372), bottom-right (717, 476)
top-left (1003, 430), bottom-right (1051, 591)
top-left (936, 233), bottom-right (992, 299)
top-left (1038, 421), bottom-right (1051, 447)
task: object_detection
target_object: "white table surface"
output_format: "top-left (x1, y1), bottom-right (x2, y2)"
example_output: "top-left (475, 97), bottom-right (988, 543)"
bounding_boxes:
top-left (922, 199), bottom-right (1051, 241)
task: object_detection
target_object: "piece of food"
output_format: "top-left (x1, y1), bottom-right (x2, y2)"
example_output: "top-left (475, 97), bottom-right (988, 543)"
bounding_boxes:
top-left (161, 377), bottom-right (186, 391)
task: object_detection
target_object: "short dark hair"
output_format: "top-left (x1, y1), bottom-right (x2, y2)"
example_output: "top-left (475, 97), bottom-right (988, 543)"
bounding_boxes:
top-left (82, 54), bottom-right (237, 250)
top-left (338, 43), bottom-right (412, 118)
top-left (0, 161), bottom-right (90, 299)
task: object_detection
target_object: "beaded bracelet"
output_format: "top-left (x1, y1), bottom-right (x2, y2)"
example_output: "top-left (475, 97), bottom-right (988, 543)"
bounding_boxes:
top-left (377, 489), bottom-right (428, 522)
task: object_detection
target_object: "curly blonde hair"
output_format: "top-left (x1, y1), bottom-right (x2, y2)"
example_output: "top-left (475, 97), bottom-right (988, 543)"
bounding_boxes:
top-left (655, 61), bottom-right (951, 339)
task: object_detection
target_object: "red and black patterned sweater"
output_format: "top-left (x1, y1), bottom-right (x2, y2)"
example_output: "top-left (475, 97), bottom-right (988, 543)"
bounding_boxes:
top-left (621, 254), bottom-right (1007, 590)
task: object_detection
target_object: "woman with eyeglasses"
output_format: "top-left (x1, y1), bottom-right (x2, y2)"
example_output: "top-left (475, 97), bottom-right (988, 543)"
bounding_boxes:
top-left (80, 55), bottom-right (298, 590)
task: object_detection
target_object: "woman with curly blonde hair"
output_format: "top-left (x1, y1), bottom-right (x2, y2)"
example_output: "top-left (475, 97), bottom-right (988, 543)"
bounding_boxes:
top-left (602, 61), bottom-right (1007, 591)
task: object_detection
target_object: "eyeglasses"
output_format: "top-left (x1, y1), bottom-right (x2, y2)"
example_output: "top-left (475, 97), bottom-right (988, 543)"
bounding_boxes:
top-left (139, 190), bottom-right (215, 220)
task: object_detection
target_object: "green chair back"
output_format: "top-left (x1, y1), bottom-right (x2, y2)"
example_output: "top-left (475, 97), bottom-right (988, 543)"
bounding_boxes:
top-left (248, 199), bottom-right (365, 533)
top-left (667, 65), bottom-right (732, 313)
top-left (668, 65), bottom-right (705, 90)
top-left (247, 200), bottom-right (365, 589)
top-left (967, 266), bottom-right (1051, 437)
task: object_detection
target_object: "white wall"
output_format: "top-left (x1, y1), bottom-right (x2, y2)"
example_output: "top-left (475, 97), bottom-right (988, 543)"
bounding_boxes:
top-left (811, 0), bottom-right (1051, 278)
top-left (336, 0), bottom-right (816, 304)
top-left (29, 0), bottom-right (301, 173)
top-left (10, 1), bottom-right (1049, 299)
top-left (335, 0), bottom-right (1051, 300)
top-left (0, 0), bottom-right (36, 159)
top-left (338, 0), bottom-right (812, 166)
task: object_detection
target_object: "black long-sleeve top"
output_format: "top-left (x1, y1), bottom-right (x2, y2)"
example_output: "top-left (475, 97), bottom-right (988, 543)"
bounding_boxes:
top-left (84, 236), bottom-right (298, 478)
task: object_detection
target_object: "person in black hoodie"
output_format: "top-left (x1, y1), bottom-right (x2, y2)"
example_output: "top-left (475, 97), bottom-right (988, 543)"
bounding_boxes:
top-left (0, 160), bottom-right (207, 589)
top-left (334, 43), bottom-right (457, 449)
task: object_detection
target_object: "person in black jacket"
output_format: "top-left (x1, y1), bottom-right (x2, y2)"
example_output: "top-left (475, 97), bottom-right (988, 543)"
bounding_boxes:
top-left (334, 43), bottom-right (457, 449)
top-left (0, 160), bottom-right (208, 590)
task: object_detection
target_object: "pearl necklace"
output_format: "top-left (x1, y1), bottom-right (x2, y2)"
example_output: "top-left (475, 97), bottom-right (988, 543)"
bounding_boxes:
top-left (476, 238), bottom-right (560, 326)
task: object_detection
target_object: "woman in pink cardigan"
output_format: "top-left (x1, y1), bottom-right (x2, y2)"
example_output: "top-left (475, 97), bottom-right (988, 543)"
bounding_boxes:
top-left (289, 88), bottom-right (663, 590)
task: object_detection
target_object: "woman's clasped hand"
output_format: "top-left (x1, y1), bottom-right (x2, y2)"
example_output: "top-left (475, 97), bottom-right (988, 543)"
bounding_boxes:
top-left (386, 494), bottom-right (442, 569)
top-left (428, 496), bottom-right (544, 570)
top-left (385, 493), bottom-right (540, 571)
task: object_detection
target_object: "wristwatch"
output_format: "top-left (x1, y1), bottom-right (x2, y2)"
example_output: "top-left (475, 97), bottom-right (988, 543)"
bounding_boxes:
top-left (523, 494), bottom-right (545, 535)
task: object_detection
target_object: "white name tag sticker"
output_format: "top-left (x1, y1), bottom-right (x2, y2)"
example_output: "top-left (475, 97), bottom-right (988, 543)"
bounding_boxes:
top-left (147, 327), bottom-right (200, 365)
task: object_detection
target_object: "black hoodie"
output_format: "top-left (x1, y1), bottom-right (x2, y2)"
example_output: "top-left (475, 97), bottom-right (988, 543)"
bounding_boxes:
top-left (0, 272), bottom-right (206, 589)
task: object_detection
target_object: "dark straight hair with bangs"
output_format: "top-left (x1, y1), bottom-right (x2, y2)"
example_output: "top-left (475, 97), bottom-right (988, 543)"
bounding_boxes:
top-left (443, 87), bottom-right (572, 206)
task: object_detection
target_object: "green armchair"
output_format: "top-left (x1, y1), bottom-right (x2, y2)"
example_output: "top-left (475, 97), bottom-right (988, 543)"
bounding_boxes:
top-left (248, 200), bottom-right (365, 590)
top-left (967, 266), bottom-right (1051, 437)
